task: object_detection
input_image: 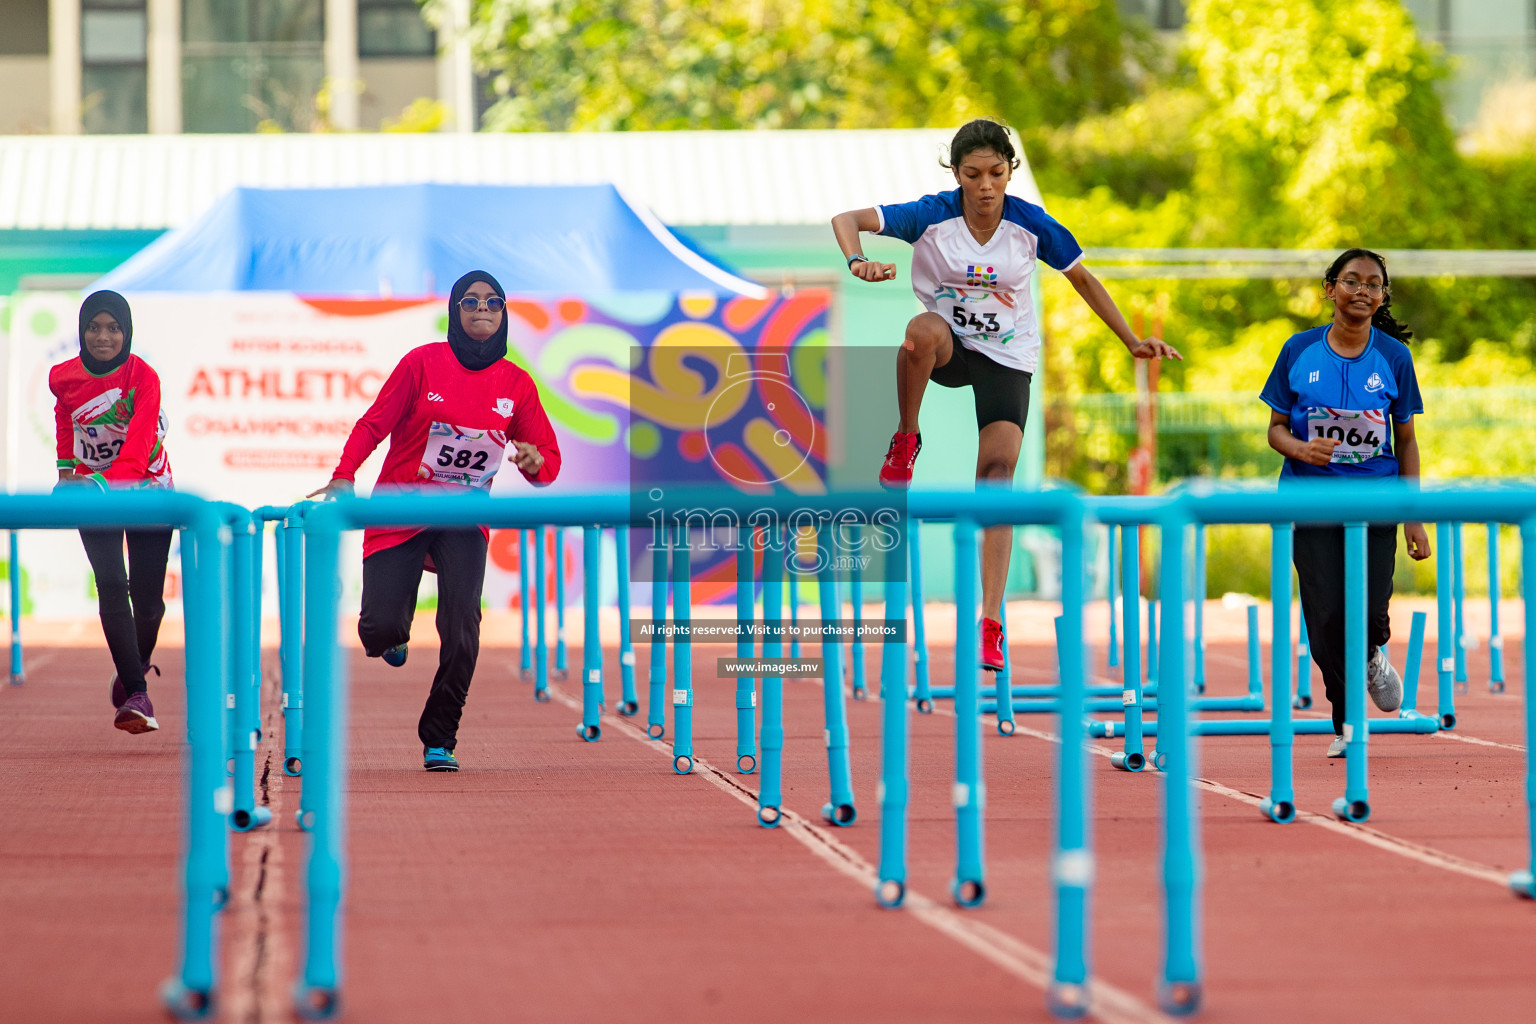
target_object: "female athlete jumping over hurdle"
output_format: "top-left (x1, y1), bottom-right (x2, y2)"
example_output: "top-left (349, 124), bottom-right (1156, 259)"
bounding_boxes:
top-left (50, 290), bottom-right (174, 734)
top-left (831, 117), bottom-right (1182, 670)
top-left (310, 270), bottom-right (561, 771)
top-left (1261, 248), bottom-right (1432, 756)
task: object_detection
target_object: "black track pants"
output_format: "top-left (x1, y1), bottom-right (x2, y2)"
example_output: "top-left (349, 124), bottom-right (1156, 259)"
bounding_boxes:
top-left (79, 528), bottom-right (173, 696)
top-left (1293, 524), bottom-right (1397, 735)
top-left (359, 528), bottom-right (487, 750)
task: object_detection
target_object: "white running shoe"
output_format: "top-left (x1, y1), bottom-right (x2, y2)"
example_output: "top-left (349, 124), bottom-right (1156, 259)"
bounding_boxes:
top-left (1327, 736), bottom-right (1347, 758)
top-left (1367, 646), bottom-right (1402, 713)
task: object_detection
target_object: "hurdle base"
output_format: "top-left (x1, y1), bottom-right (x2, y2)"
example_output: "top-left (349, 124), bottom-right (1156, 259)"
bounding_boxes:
top-left (1109, 750), bottom-right (1145, 772)
top-left (736, 753), bottom-right (757, 774)
top-left (757, 804), bottom-right (781, 828)
top-left (1292, 694), bottom-right (1313, 710)
top-left (1509, 870), bottom-right (1535, 899)
top-left (820, 801), bottom-right (857, 827)
top-left (619, 700), bottom-right (639, 716)
top-left (1332, 795), bottom-right (1371, 823)
top-left (160, 977), bottom-right (215, 1022)
top-left (951, 876), bottom-right (986, 908)
top-left (230, 805), bottom-right (273, 832)
top-left (874, 878), bottom-right (905, 909)
top-left (1045, 980), bottom-right (1091, 1021)
top-left (577, 723), bottom-right (601, 742)
top-left (283, 756), bottom-right (303, 777)
top-left (1157, 979), bottom-right (1203, 1017)
top-left (293, 982), bottom-right (341, 1022)
top-left (646, 722), bottom-right (666, 740)
top-left (1258, 797), bottom-right (1296, 824)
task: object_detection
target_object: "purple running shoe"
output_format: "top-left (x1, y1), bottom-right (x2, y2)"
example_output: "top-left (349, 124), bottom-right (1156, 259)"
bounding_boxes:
top-left (114, 691), bottom-right (159, 733)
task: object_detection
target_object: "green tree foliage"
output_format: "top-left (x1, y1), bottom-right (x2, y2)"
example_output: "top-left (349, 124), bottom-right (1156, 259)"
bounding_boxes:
top-left (1184, 0), bottom-right (1473, 249)
top-left (448, 0), bottom-right (1142, 132)
top-left (841, 0), bottom-right (1142, 130)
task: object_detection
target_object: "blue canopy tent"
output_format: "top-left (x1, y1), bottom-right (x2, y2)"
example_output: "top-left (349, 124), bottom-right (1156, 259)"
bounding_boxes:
top-left (94, 183), bottom-right (766, 298)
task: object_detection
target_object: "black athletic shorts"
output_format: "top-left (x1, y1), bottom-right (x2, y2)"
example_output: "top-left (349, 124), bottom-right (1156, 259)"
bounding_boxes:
top-left (928, 329), bottom-right (1033, 432)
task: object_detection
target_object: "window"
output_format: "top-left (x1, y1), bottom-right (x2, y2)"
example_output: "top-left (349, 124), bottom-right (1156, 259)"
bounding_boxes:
top-left (82, 0), bottom-right (148, 134)
top-left (0, 0), bottom-right (50, 56)
top-left (1116, 0), bottom-right (1184, 31)
top-left (1154, 0), bottom-right (1184, 30)
top-left (182, 0), bottom-right (325, 132)
top-left (360, 0), bottom-right (435, 58)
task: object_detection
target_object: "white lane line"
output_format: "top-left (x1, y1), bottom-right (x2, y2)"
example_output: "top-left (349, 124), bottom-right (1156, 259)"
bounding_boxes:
top-left (1433, 731), bottom-right (1527, 752)
top-left (0, 651), bottom-right (59, 686)
top-left (1188, 776), bottom-right (1513, 887)
top-left (1289, 706), bottom-right (1527, 753)
top-left (547, 686), bottom-right (1175, 1024)
top-left (920, 695), bottom-right (1521, 890)
top-left (983, 707), bottom-right (1522, 890)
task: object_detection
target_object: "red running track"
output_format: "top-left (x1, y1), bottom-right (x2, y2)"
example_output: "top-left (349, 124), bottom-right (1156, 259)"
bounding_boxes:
top-left (1, 625), bottom-right (1532, 1023)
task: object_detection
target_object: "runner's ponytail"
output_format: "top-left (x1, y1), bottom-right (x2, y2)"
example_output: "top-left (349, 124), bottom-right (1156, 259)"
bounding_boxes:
top-left (1323, 248), bottom-right (1413, 343)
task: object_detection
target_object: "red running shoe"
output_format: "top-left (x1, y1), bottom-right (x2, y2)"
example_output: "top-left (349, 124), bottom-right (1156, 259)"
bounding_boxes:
top-left (879, 431), bottom-right (922, 490)
top-left (981, 617), bottom-right (1005, 672)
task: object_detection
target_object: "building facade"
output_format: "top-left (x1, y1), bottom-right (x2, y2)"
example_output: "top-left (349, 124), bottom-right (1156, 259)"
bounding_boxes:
top-left (0, 0), bottom-right (476, 134)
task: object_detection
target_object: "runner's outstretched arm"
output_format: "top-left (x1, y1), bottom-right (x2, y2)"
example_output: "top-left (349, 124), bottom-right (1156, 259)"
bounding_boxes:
top-left (1062, 263), bottom-right (1182, 361)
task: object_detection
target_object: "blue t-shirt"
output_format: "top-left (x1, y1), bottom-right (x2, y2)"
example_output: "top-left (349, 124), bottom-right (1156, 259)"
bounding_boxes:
top-left (1260, 325), bottom-right (1423, 479)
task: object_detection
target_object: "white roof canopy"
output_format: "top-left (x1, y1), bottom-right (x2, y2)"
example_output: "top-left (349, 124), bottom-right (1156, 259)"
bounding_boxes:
top-left (0, 130), bottom-right (1018, 232)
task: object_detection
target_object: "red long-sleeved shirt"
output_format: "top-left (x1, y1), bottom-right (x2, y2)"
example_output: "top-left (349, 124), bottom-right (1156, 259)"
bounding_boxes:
top-left (333, 342), bottom-right (561, 559)
top-left (49, 354), bottom-right (174, 489)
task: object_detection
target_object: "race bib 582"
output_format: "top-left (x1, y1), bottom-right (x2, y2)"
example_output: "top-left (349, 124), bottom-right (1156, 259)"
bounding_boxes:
top-left (418, 423), bottom-right (508, 489)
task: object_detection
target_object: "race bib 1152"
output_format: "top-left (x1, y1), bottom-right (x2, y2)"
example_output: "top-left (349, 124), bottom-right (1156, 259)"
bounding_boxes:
top-left (1305, 407), bottom-right (1387, 464)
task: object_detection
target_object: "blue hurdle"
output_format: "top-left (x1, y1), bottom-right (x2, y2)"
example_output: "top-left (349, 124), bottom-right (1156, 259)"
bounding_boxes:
top-left (849, 524), bottom-right (868, 701)
top-left (1488, 523), bottom-right (1506, 693)
top-left (909, 521), bottom-right (933, 712)
top-left (1453, 521), bottom-right (1468, 693)
top-left (265, 481), bottom-right (1536, 1023)
top-left (756, 523), bottom-right (786, 826)
top-left (518, 529), bottom-right (533, 680)
top-left (256, 504), bottom-right (308, 777)
top-left (0, 491), bottom-right (230, 1021)
top-left (553, 526), bottom-right (569, 680)
top-left (646, 528), bottom-right (667, 739)
top-left (220, 504), bottom-right (271, 833)
top-left (615, 525), bottom-right (639, 716)
top-left (533, 525), bottom-right (550, 703)
top-left (578, 525), bottom-right (603, 741)
top-left (734, 533), bottom-right (758, 771)
top-left (1511, 515), bottom-right (1536, 900)
top-left (7, 529), bottom-right (22, 684)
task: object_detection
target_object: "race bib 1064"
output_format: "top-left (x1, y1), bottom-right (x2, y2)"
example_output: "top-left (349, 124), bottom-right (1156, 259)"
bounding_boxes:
top-left (1305, 407), bottom-right (1387, 464)
top-left (418, 423), bottom-right (507, 489)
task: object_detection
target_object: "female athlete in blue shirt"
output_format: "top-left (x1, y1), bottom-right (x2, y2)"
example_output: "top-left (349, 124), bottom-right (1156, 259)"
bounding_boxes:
top-left (1261, 248), bottom-right (1433, 755)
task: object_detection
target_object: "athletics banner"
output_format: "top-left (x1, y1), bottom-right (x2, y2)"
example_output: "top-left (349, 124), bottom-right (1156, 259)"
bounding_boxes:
top-left (2, 289), bottom-right (831, 617)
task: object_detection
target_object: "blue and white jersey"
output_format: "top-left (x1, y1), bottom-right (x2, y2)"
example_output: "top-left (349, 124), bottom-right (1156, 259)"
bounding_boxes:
top-left (1260, 325), bottom-right (1423, 479)
top-left (877, 189), bottom-right (1083, 373)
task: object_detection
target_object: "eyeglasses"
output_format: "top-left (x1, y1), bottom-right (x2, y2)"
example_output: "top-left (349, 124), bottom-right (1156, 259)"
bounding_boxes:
top-left (1336, 278), bottom-right (1384, 296)
top-left (459, 296), bottom-right (506, 312)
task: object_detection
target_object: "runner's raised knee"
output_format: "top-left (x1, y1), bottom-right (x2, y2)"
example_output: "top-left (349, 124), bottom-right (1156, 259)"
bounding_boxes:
top-left (904, 313), bottom-right (948, 355)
